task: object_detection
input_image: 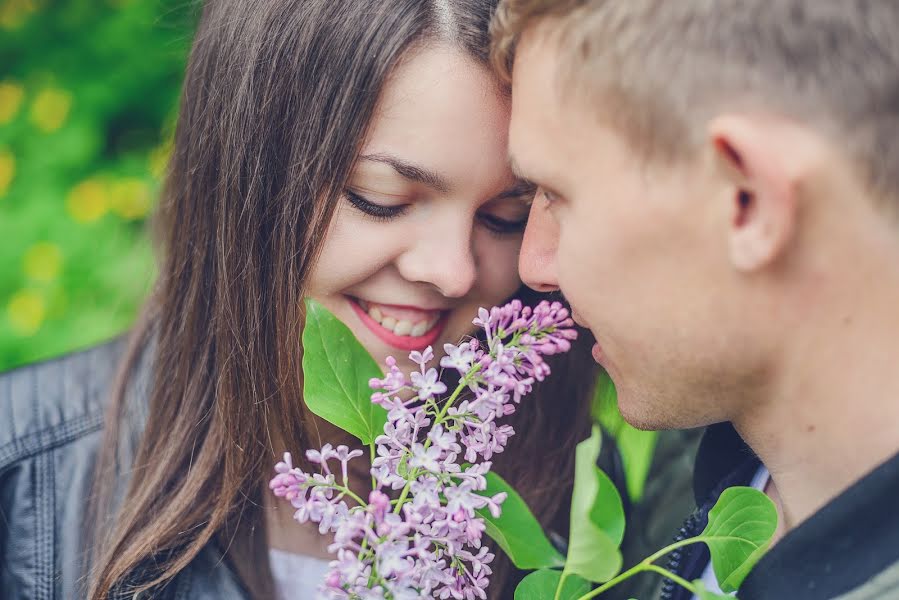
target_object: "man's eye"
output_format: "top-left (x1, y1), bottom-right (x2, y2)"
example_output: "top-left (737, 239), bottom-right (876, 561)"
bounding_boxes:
top-left (539, 187), bottom-right (559, 205)
top-left (344, 189), bottom-right (407, 221)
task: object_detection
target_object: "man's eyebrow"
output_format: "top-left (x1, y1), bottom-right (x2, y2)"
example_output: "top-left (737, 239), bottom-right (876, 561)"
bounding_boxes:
top-left (359, 153), bottom-right (451, 194)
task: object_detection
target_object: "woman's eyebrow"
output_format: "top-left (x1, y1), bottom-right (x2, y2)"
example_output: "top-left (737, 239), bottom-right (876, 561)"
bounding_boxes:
top-left (359, 153), bottom-right (451, 193)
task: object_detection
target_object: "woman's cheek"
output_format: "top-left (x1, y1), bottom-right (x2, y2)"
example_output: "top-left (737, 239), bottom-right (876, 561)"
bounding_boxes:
top-left (310, 211), bottom-right (399, 292)
top-left (474, 231), bottom-right (524, 301)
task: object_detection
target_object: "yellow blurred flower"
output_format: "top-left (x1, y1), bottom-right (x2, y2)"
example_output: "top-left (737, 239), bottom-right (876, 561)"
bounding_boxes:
top-left (66, 178), bottom-right (108, 223)
top-left (110, 178), bottom-right (153, 220)
top-left (30, 87), bottom-right (71, 133)
top-left (0, 80), bottom-right (24, 124)
top-left (0, 148), bottom-right (14, 197)
top-left (0, 0), bottom-right (39, 30)
top-left (149, 140), bottom-right (172, 180)
top-left (23, 242), bottom-right (63, 283)
top-left (7, 289), bottom-right (45, 336)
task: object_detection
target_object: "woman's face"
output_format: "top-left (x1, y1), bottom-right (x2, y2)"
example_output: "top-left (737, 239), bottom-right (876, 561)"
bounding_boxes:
top-left (307, 44), bottom-right (530, 375)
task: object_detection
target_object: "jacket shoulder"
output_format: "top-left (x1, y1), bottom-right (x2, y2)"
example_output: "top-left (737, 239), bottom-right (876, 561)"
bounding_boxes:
top-left (0, 337), bottom-right (128, 468)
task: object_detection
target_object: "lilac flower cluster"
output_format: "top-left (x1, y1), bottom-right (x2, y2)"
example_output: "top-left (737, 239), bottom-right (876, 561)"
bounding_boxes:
top-left (270, 300), bottom-right (576, 599)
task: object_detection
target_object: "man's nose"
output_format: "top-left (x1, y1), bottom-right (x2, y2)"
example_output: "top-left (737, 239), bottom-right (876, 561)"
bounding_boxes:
top-left (519, 199), bottom-right (560, 293)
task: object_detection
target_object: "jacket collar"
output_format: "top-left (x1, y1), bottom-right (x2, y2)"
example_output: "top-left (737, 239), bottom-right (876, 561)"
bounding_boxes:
top-left (692, 422), bottom-right (760, 505)
top-left (694, 423), bottom-right (899, 599)
top-left (740, 446), bottom-right (899, 599)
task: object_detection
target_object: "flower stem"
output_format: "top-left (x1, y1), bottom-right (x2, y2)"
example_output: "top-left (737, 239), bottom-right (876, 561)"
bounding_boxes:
top-left (333, 484), bottom-right (367, 508)
top-left (369, 442), bottom-right (376, 490)
top-left (645, 564), bottom-right (695, 592)
top-left (575, 538), bottom-right (704, 600)
top-left (435, 364), bottom-right (481, 423)
top-left (392, 367), bottom-right (481, 515)
top-left (554, 571), bottom-right (570, 600)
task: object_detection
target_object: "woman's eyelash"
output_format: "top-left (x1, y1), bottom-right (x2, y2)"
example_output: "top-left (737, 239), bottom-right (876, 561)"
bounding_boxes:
top-left (345, 188), bottom-right (526, 234)
top-left (479, 213), bottom-right (528, 235)
top-left (344, 189), bottom-right (407, 220)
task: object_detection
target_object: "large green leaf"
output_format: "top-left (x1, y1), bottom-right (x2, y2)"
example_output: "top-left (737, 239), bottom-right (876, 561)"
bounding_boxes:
top-left (592, 372), bottom-right (658, 502)
top-left (301, 298), bottom-right (387, 445)
top-left (699, 487), bottom-right (778, 593)
top-left (589, 467), bottom-right (625, 547)
top-left (514, 569), bottom-right (590, 600)
top-left (565, 426), bottom-right (623, 583)
top-left (478, 471), bottom-right (566, 570)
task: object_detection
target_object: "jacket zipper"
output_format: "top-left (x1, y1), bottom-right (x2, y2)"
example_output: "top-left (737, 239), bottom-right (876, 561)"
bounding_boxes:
top-left (658, 509), bottom-right (706, 600)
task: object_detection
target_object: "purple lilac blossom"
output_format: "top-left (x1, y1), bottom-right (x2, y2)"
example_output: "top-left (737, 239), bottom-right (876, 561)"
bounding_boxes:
top-left (270, 300), bottom-right (576, 599)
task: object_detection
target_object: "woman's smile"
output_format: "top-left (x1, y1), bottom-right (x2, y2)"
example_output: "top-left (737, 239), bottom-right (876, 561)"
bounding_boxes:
top-left (348, 296), bottom-right (449, 352)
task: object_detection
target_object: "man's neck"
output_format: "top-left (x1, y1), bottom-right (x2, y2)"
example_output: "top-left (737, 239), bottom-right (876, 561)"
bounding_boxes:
top-left (733, 280), bottom-right (899, 532)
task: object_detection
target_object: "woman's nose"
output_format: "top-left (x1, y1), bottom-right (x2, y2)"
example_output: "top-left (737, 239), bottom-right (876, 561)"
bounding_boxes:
top-left (519, 199), bottom-right (560, 293)
top-left (395, 218), bottom-right (477, 299)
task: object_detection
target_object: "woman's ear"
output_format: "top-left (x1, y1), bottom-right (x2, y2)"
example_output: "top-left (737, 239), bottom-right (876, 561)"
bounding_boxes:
top-left (708, 115), bottom-right (800, 272)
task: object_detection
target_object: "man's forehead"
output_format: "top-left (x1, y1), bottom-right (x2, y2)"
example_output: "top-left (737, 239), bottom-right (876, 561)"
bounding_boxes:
top-left (508, 30), bottom-right (571, 183)
top-left (513, 22), bottom-right (564, 91)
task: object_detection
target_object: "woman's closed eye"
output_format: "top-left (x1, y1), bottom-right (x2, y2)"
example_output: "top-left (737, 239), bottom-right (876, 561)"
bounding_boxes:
top-left (344, 188), bottom-right (408, 221)
top-left (477, 194), bottom-right (530, 236)
top-left (345, 187), bottom-right (528, 234)
top-left (477, 211), bottom-right (528, 235)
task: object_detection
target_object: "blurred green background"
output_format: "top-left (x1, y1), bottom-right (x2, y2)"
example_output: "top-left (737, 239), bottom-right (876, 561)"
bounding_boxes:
top-left (0, 0), bottom-right (196, 372)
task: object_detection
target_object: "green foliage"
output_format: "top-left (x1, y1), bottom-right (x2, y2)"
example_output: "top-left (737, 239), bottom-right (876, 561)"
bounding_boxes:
top-left (699, 487), bottom-right (778, 593)
top-left (589, 467), bottom-right (625, 548)
top-left (515, 569), bottom-right (590, 600)
top-left (0, 1), bottom-right (197, 371)
top-left (478, 471), bottom-right (566, 570)
top-left (562, 426), bottom-right (624, 584)
top-left (592, 372), bottom-right (658, 502)
top-left (512, 432), bottom-right (778, 600)
top-left (301, 298), bottom-right (387, 445)
top-left (692, 580), bottom-right (730, 600)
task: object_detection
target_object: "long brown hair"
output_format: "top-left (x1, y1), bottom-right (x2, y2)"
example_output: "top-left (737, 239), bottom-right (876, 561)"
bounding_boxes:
top-left (89, 1), bottom-right (596, 598)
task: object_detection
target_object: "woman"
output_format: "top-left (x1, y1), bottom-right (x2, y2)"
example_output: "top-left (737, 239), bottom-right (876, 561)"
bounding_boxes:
top-left (0, 1), bottom-right (597, 599)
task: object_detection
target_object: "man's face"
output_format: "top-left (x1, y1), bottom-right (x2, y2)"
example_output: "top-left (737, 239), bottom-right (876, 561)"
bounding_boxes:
top-left (509, 29), bottom-right (764, 429)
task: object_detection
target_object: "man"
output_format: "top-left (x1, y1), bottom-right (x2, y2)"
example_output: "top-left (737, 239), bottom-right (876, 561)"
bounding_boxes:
top-left (493, 1), bottom-right (899, 598)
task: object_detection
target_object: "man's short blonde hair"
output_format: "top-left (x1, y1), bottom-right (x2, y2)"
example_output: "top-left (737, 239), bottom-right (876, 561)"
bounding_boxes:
top-left (491, 0), bottom-right (899, 201)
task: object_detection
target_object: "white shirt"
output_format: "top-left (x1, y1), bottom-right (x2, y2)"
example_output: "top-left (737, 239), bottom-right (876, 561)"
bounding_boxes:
top-left (691, 465), bottom-right (771, 599)
top-left (269, 548), bottom-right (331, 600)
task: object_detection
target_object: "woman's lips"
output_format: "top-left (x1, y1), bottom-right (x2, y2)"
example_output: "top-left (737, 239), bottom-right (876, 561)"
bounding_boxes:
top-left (348, 297), bottom-right (449, 352)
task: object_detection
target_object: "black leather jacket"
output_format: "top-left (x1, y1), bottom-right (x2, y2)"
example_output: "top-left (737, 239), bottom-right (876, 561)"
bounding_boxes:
top-left (0, 338), bottom-right (248, 600)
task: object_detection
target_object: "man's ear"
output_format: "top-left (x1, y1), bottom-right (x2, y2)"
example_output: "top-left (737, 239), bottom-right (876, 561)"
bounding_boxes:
top-left (708, 115), bottom-right (800, 272)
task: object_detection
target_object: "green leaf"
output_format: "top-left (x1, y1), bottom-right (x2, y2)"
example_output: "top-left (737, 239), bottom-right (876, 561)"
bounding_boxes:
top-left (591, 372), bottom-right (658, 502)
top-left (514, 569), bottom-right (590, 600)
top-left (565, 426), bottom-right (624, 583)
top-left (301, 298), bottom-right (387, 445)
top-left (692, 580), bottom-right (731, 600)
top-left (478, 471), bottom-right (566, 570)
top-left (615, 425), bottom-right (658, 502)
top-left (698, 487), bottom-right (778, 593)
top-left (589, 467), bottom-right (626, 547)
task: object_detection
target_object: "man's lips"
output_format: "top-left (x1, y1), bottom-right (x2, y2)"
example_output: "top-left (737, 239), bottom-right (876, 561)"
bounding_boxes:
top-left (569, 308), bottom-right (604, 363)
top-left (348, 297), bottom-right (449, 352)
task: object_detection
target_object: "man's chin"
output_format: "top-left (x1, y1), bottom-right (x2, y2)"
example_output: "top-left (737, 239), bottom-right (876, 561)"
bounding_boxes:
top-left (617, 392), bottom-right (704, 432)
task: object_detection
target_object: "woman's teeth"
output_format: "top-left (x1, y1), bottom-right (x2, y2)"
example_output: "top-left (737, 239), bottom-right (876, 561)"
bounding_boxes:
top-left (362, 303), bottom-right (441, 337)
